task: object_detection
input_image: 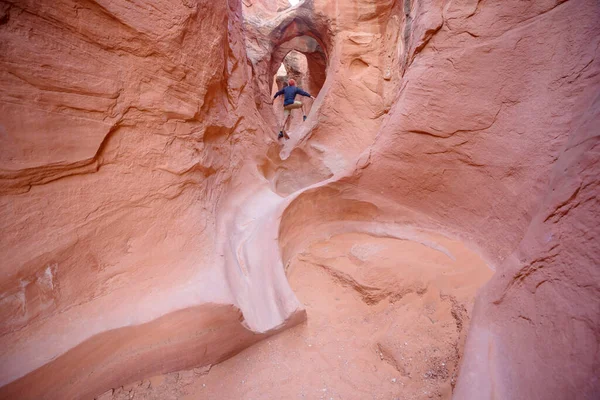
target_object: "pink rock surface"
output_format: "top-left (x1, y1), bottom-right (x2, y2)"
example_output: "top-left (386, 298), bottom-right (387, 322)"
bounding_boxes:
top-left (0, 0), bottom-right (303, 398)
top-left (1, 0), bottom-right (599, 399)
top-left (97, 231), bottom-right (492, 400)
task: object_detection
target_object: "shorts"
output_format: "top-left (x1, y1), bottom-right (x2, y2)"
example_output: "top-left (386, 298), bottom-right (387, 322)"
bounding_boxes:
top-left (283, 101), bottom-right (303, 117)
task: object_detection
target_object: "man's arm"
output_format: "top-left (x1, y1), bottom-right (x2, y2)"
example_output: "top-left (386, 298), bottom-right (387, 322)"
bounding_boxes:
top-left (273, 89), bottom-right (285, 99)
top-left (297, 88), bottom-right (313, 98)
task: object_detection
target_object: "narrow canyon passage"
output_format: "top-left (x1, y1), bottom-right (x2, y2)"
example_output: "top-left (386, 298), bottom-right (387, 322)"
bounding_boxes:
top-left (96, 232), bottom-right (492, 400)
top-left (103, 40), bottom-right (500, 396)
top-left (1, 0), bottom-right (598, 399)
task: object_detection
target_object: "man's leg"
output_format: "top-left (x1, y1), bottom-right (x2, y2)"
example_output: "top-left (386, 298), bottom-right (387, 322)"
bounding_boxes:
top-left (283, 114), bottom-right (291, 138)
top-left (301, 103), bottom-right (307, 121)
top-left (279, 108), bottom-right (290, 139)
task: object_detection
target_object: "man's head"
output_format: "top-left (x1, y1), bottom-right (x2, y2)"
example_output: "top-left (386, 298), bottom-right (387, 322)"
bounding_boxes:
top-left (288, 79), bottom-right (296, 86)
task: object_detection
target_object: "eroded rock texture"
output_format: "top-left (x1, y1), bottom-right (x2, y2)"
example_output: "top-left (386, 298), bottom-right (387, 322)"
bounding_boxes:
top-left (0, 0), bottom-right (303, 398)
top-left (0, 0), bottom-right (599, 399)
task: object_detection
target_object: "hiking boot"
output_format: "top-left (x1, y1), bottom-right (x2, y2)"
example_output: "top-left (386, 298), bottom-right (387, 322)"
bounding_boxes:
top-left (303, 115), bottom-right (307, 122)
top-left (278, 131), bottom-right (284, 139)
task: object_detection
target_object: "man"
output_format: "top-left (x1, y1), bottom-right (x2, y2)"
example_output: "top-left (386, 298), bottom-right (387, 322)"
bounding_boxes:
top-left (273, 79), bottom-right (315, 139)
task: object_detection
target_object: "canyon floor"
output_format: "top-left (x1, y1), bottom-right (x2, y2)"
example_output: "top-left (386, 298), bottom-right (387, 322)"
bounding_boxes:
top-left (97, 231), bottom-right (492, 400)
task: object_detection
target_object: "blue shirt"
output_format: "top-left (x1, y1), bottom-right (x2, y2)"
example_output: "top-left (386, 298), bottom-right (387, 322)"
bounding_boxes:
top-left (274, 86), bottom-right (312, 106)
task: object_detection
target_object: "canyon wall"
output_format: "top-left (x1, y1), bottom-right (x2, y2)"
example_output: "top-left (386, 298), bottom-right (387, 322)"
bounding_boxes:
top-left (0, 0), bottom-right (303, 398)
top-left (253, 0), bottom-right (600, 398)
top-left (0, 0), bottom-right (598, 399)
top-left (353, 1), bottom-right (600, 398)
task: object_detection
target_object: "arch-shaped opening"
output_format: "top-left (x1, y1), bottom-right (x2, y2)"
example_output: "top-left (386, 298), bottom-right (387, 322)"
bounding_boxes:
top-left (271, 35), bottom-right (326, 96)
top-left (270, 35), bottom-right (327, 136)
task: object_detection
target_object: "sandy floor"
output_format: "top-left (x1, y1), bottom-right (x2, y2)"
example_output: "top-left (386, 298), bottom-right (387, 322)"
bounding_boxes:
top-left (98, 232), bottom-right (492, 400)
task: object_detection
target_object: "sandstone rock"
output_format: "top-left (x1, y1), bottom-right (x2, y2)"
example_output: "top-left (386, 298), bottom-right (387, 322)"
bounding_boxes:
top-left (193, 365), bottom-right (212, 376)
top-left (1, 0), bottom-right (598, 399)
top-left (0, 0), bottom-right (303, 398)
top-left (148, 375), bottom-right (165, 389)
top-left (253, 0), bottom-right (600, 398)
top-left (95, 389), bottom-right (113, 400)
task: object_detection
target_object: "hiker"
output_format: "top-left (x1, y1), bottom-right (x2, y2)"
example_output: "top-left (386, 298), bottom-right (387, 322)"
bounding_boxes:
top-left (273, 79), bottom-right (315, 139)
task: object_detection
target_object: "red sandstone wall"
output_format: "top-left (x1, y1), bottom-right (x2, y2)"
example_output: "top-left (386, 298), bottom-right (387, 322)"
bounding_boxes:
top-left (350, 0), bottom-right (600, 398)
top-left (0, 0), bottom-right (301, 398)
top-left (263, 0), bottom-right (600, 398)
top-left (0, 0), bottom-right (598, 398)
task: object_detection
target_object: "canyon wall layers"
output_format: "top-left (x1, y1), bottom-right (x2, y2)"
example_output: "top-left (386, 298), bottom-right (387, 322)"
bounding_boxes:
top-left (258, 0), bottom-right (600, 398)
top-left (0, 0), bottom-right (304, 398)
top-left (0, 0), bottom-right (599, 399)
top-left (352, 1), bottom-right (600, 398)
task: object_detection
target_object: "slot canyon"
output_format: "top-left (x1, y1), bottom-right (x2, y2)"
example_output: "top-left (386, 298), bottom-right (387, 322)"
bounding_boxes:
top-left (0, 0), bottom-right (599, 399)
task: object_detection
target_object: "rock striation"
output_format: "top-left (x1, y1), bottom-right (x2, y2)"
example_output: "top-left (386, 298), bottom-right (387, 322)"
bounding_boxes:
top-left (1, 0), bottom-right (303, 398)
